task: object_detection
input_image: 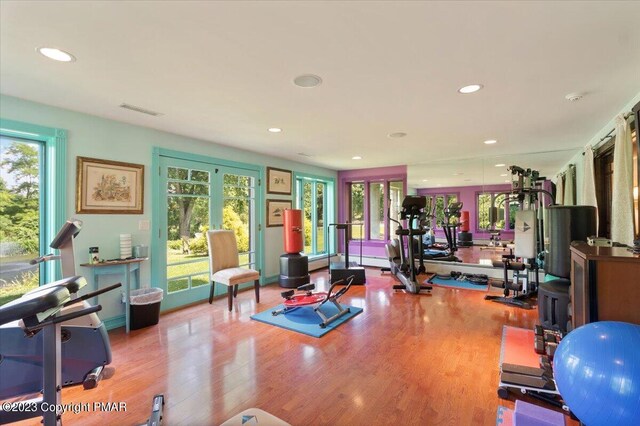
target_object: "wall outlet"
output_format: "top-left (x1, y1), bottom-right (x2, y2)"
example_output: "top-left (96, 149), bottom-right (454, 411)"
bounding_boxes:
top-left (139, 220), bottom-right (150, 231)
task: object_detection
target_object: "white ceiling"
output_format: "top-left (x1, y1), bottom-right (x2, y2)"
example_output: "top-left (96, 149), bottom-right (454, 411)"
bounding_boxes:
top-left (1, 1), bottom-right (639, 176)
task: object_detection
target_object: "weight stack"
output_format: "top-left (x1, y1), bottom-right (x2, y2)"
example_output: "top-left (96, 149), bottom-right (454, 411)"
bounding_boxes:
top-left (546, 205), bottom-right (597, 278)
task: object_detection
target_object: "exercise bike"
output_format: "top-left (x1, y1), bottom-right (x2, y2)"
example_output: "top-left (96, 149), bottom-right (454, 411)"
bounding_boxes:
top-left (385, 195), bottom-right (432, 295)
top-left (0, 276), bottom-right (120, 426)
top-left (0, 220), bottom-right (116, 399)
top-left (272, 276), bottom-right (355, 328)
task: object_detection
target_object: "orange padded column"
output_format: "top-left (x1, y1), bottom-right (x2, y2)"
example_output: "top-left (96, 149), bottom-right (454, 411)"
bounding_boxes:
top-left (459, 211), bottom-right (470, 232)
top-left (283, 209), bottom-right (303, 254)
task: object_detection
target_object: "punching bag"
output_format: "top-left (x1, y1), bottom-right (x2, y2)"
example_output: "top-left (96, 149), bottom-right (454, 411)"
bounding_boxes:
top-left (283, 209), bottom-right (303, 254)
top-left (459, 211), bottom-right (470, 232)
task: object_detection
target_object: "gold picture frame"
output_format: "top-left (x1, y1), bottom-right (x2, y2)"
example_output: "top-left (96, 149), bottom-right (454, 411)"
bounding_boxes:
top-left (266, 199), bottom-right (291, 227)
top-left (76, 156), bottom-right (144, 214)
top-left (266, 167), bottom-right (292, 195)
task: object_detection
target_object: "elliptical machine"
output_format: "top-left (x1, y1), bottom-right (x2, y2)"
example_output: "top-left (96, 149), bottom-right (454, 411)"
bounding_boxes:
top-left (385, 195), bottom-right (432, 294)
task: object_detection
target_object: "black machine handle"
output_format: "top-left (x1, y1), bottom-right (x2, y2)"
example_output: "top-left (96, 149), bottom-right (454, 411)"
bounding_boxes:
top-left (325, 275), bottom-right (355, 302)
top-left (25, 305), bottom-right (103, 335)
top-left (63, 283), bottom-right (122, 307)
top-left (29, 253), bottom-right (57, 265)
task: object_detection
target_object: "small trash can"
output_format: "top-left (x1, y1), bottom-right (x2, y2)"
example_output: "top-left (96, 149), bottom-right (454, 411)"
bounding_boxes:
top-left (130, 287), bottom-right (164, 330)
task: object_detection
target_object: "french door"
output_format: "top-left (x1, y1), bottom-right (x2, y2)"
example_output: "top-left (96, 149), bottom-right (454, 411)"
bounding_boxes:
top-left (157, 156), bottom-right (259, 310)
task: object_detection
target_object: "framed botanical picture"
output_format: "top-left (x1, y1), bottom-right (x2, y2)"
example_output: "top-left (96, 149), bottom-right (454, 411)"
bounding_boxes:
top-left (266, 167), bottom-right (292, 195)
top-left (266, 199), bottom-right (292, 227)
top-left (76, 156), bottom-right (144, 214)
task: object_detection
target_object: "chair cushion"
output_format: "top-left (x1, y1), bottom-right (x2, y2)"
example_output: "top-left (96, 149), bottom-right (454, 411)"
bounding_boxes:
top-left (212, 267), bottom-right (260, 286)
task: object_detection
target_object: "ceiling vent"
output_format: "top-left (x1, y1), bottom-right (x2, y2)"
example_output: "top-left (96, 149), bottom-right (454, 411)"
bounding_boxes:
top-left (119, 103), bottom-right (163, 116)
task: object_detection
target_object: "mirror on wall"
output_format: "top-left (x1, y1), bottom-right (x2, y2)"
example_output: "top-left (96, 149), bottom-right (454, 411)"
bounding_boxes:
top-left (406, 148), bottom-right (581, 266)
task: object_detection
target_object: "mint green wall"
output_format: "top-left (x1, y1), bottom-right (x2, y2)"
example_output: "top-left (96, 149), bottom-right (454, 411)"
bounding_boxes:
top-left (0, 94), bottom-right (337, 323)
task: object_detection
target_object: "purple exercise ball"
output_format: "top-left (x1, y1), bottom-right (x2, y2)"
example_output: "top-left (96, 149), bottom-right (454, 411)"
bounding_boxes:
top-left (553, 321), bottom-right (640, 426)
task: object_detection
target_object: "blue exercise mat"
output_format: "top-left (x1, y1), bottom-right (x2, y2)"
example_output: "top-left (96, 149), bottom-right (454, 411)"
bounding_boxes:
top-left (250, 303), bottom-right (363, 338)
top-left (426, 276), bottom-right (488, 291)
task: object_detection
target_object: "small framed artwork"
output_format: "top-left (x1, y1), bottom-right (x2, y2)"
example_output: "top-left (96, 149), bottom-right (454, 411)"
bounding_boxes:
top-left (76, 156), bottom-right (145, 214)
top-left (266, 199), bottom-right (292, 227)
top-left (266, 167), bottom-right (292, 195)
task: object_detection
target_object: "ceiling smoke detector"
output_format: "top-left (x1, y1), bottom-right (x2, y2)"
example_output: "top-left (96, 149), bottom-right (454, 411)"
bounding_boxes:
top-left (565, 93), bottom-right (584, 102)
top-left (293, 74), bottom-right (322, 88)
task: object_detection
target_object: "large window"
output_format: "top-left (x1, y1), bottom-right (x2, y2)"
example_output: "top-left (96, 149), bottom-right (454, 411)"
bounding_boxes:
top-left (346, 179), bottom-right (404, 241)
top-left (0, 120), bottom-right (66, 306)
top-left (0, 137), bottom-right (42, 304)
top-left (369, 182), bottom-right (384, 240)
top-left (477, 192), bottom-right (512, 231)
top-left (296, 177), bottom-right (332, 256)
top-left (350, 183), bottom-right (365, 239)
top-left (426, 193), bottom-right (458, 227)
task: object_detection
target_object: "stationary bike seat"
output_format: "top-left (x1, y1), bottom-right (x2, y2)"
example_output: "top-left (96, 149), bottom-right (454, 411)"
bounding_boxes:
top-left (0, 276), bottom-right (82, 325)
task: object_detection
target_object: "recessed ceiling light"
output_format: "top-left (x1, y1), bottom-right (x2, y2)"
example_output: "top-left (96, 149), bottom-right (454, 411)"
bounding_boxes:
top-left (37, 47), bottom-right (76, 62)
top-left (495, 163), bottom-right (506, 167)
top-left (388, 132), bottom-right (407, 138)
top-left (293, 74), bottom-right (322, 88)
top-left (352, 156), bottom-right (362, 160)
top-left (565, 93), bottom-right (584, 102)
top-left (500, 173), bottom-right (508, 177)
top-left (484, 139), bottom-right (497, 145)
top-left (505, 180), bottom-right (511, 183)
top-left (268, 128), bottom-right (282, 133)
top-left (422, 179), bottom-right (428, 182)
top-left (458, 84), bottom-right (483, 94)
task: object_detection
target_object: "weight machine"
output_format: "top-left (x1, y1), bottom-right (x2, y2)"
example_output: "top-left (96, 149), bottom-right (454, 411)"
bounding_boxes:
top-left (484, 166), bottom-right (555, 309)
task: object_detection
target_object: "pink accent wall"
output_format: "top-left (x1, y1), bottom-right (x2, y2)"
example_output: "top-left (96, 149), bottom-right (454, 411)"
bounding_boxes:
top-left (417, 184), bottom-right (514, 240)
top-left (337, 165), bottom-right (407, 258)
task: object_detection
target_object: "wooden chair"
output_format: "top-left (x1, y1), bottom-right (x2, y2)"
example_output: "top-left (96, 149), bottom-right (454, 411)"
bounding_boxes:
top-left (206, 230), bottom-right (260, 311)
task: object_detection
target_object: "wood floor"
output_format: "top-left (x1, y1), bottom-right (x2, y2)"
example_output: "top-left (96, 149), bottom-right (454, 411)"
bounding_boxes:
top-left (12, 268), bottom-right (576, 426)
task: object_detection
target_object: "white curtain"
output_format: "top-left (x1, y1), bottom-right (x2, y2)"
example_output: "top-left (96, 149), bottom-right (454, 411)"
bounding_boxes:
top-left (611, 114), bottom-right (634, 246)
top-left (555, 174), bottom-right (564, 205)
top-left (563, 165), bottom-right (575, 206)
top-left (582, 145), bottom-right (599, 233)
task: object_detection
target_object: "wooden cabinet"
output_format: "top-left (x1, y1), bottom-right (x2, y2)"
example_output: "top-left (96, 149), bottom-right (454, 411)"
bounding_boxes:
top-left (570, 242), bottom-right (640, 329)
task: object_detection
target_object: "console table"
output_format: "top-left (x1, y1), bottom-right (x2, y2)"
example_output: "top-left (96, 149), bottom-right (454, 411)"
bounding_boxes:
top-left (570, 242), bottom-right (640, 329)
top-left (80, 258), bottom-right (148, 333)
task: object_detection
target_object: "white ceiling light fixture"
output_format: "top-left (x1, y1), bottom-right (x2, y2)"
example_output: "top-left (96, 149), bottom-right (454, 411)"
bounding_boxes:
top-left (37, 47), bottom-right (76, 62)
top-left (268, 127), bottom-right (282, 133)
top-left (352, 156), bottom-right (362, 160)
top-left (422, 179), bottom-right (428, 182)
top-left (484, 139), bottom-right (497, 145)
top-left (388, 132), bottom-right (407, 138)
top-left (565, 92), bottom-right (584, 102)
top-left (500, 173), bottom-right (508, 177)
top-left (495, 163), bottom-right (506, 167)
top-left (293, 74), bottom-right (322, 88)
top-left (458, 84), bottom-right (483, 94)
